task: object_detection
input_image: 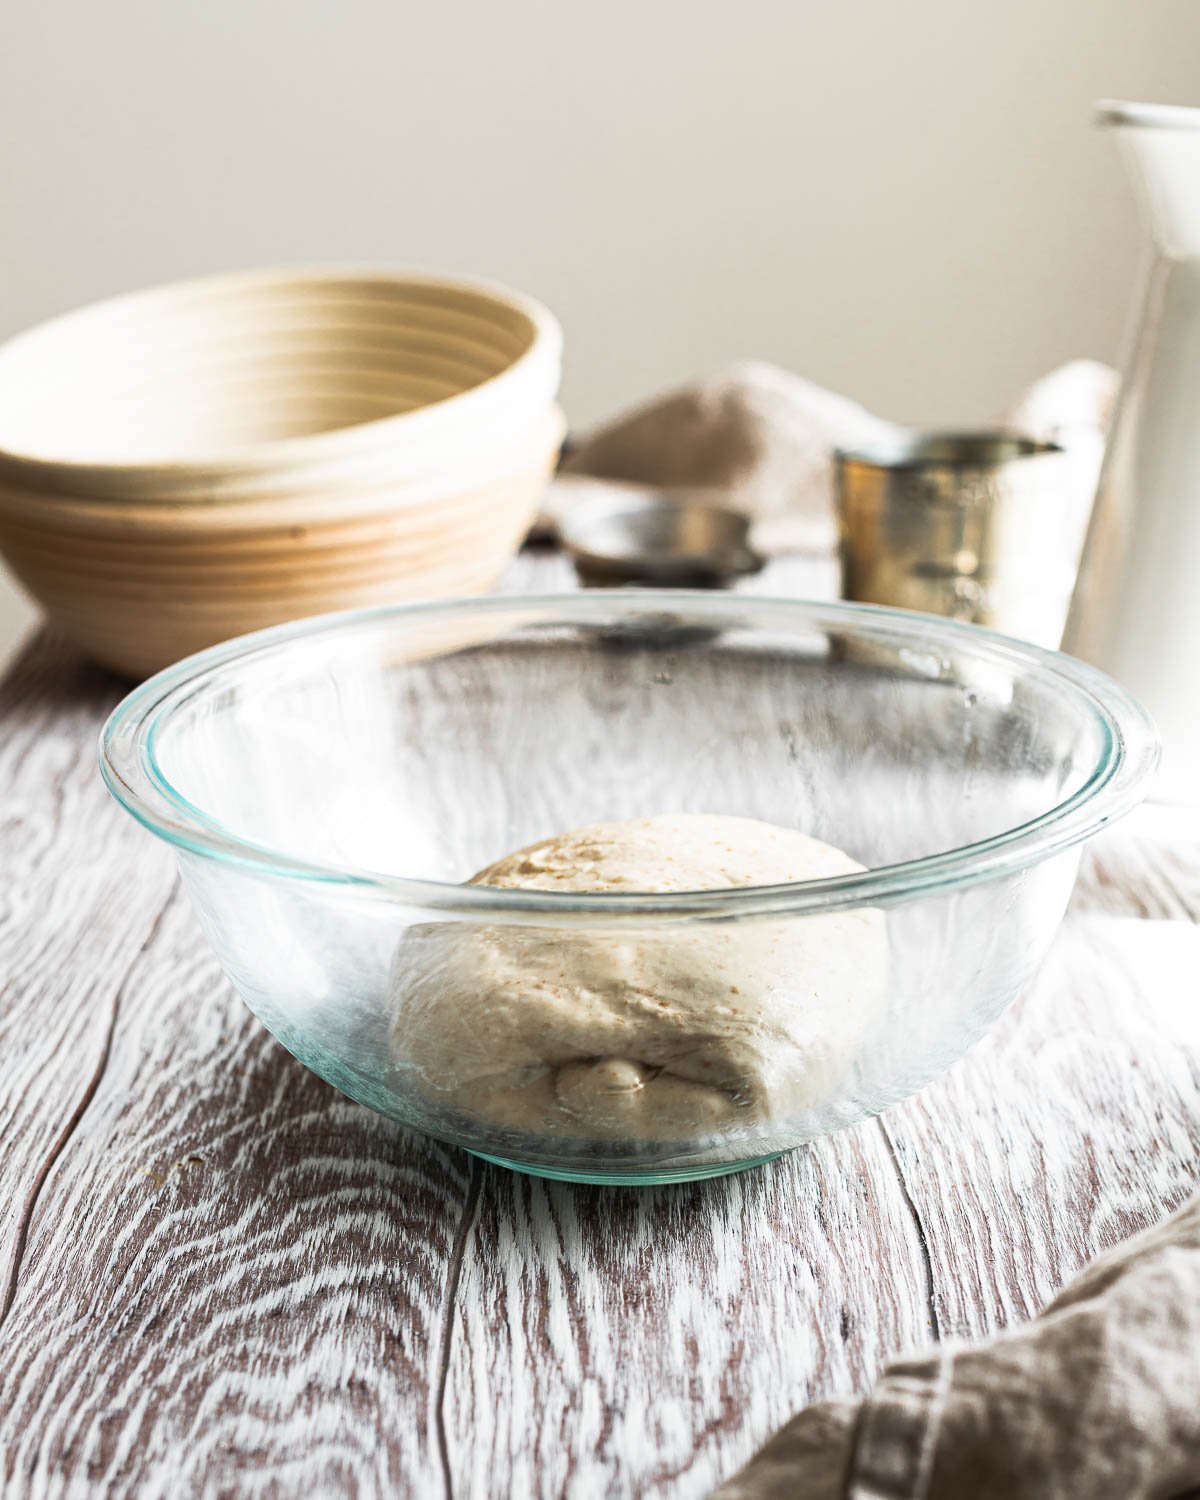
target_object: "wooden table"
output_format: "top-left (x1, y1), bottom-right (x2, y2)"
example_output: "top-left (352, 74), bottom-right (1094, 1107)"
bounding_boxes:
top-left (2, 555), bottom-right (1199, 1499)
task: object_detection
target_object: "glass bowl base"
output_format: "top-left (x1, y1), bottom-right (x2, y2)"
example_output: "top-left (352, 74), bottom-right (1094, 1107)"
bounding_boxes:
top-left (469, 1149), bottom-right (788, 1186)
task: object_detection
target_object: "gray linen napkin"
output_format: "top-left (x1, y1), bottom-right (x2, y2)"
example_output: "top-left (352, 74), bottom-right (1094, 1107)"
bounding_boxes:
top-left (714, 1191), bottom-right (1200, 1500)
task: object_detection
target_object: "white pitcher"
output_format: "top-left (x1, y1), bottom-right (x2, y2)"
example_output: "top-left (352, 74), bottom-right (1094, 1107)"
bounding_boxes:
top-left (1065, 101), bottom-right (1200, 804)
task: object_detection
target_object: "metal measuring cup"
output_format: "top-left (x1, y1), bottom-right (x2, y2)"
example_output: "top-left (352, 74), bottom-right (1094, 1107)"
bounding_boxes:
top-left (833, 431), bottom-right (1089, 648)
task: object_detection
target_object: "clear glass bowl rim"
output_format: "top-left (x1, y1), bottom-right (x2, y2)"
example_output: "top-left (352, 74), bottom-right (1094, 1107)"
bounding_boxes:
top-left (98, 591), bottom-right (1161, 921)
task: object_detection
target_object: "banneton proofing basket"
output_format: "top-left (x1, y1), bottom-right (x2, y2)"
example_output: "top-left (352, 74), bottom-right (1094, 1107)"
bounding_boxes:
top-left (0, 267), bottom-right (562, 490)
top-left (0, 407), bottom-right (563, 678)
top-left (0, 267), bottom-right (563, 676)
top-left (99, 594), bottom-right (1158, 1185)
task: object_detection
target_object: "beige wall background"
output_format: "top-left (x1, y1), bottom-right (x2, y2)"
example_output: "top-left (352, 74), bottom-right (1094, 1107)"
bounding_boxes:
top-left (1, 0), bottom-right (1197, 660)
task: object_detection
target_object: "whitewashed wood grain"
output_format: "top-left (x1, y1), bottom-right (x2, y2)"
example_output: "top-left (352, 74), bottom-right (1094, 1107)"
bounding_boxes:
top-left (0, 570), bottom-right (1197, 1500)
top-left (0, 884), bottom-right (471, 1499)
top-left (0, 636), bottom-right (177, 1328)
top-left (444, 1132), bottom-right (932, 1500)
top-left (883, 925), bottom-right (1200, 1339)
top-left (876, 821), bottom-right (1200, 1348)
top-left (0, 633), bottom-right (470, 1499)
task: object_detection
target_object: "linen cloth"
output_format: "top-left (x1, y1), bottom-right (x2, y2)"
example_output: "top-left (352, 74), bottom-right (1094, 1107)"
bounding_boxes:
top-left (714, 1191), bottom-right (1200, 1500)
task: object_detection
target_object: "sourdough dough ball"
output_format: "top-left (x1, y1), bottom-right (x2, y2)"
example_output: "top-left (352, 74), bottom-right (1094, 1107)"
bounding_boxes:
top-left (389, 814), bottom-right (887, 1142)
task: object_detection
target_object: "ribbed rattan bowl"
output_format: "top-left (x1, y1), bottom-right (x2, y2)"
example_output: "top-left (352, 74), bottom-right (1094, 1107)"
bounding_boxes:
top-left (0, 267), bottom-right (563, 675)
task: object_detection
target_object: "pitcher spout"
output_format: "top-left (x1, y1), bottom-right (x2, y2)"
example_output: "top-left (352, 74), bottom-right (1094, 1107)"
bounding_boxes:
top-left (1098, 100), bottom-right (1200, 258)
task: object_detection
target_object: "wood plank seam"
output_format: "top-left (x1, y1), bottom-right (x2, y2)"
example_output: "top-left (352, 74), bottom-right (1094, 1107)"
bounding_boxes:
top-left (876, 1119), bottom-right (941, 1342)
top-left (0, 877), bottom-right (179, 1334)
top-left (434, 1156), bottom-right (484, 1500)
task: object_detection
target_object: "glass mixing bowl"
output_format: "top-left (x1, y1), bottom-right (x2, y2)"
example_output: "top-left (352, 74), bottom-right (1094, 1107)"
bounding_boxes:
top-left (100, 594), bottom-right (1158, 1184)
